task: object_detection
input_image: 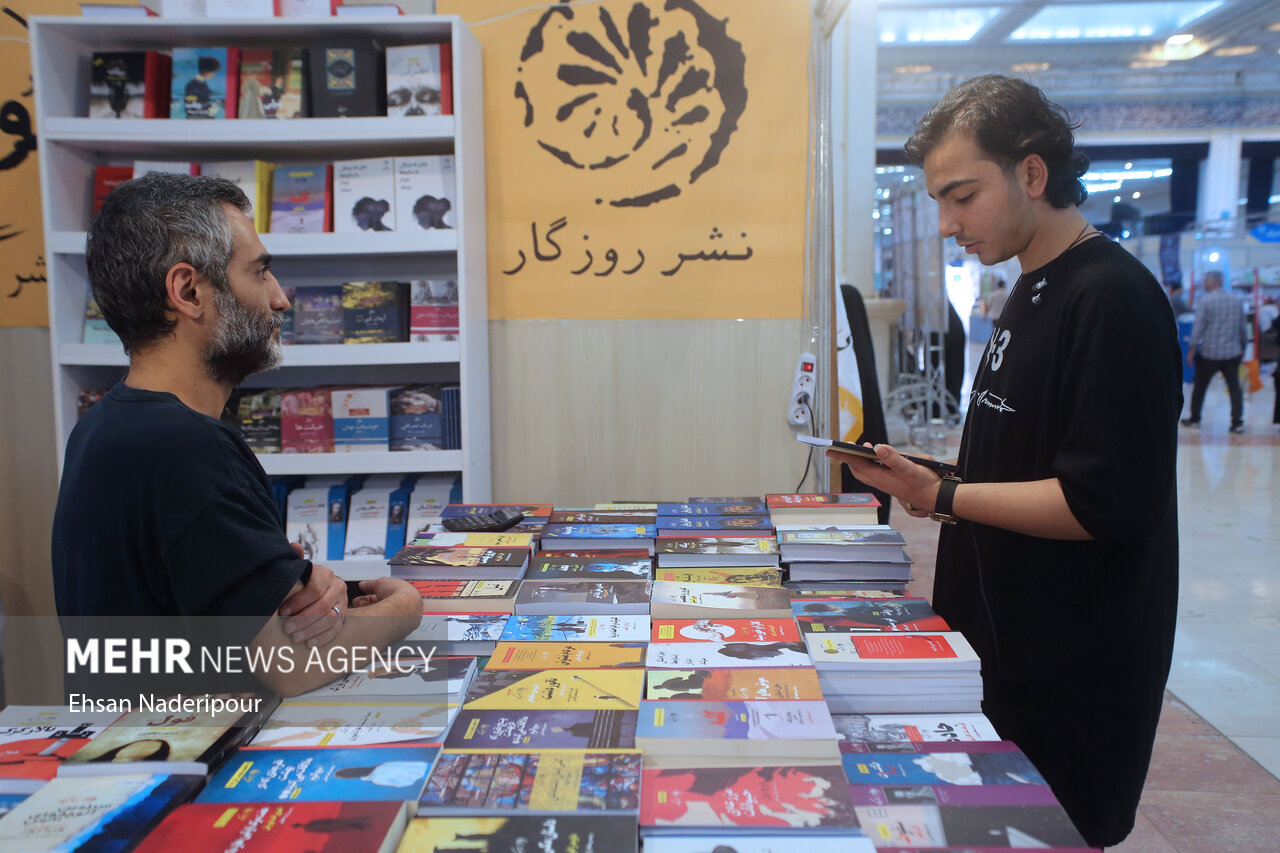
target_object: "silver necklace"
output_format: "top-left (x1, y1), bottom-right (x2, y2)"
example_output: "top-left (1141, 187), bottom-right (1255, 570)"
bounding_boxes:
top-left (1026, 223), bottom-right (1098, 306)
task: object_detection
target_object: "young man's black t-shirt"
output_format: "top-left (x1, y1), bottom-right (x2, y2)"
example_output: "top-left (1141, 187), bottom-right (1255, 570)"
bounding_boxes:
top-left (52, 383), bottom-right (307, 697)
top-left (935, 236), bottom-right (1182, 847)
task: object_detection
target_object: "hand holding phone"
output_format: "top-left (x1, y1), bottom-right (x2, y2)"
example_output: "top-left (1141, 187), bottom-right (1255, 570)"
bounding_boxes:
top-left (796, 435), bottom-right (959, 476)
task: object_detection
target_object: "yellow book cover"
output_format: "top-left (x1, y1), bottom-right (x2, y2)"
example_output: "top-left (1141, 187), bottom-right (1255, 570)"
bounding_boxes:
top-left (486, 642), bottom-right (646, 670)
top-left (653, 567), bottom-right (782, 587)
top-left (462, 669), bottom-right (646, 710)
top-left (415, 532), bottom-right (535, 549)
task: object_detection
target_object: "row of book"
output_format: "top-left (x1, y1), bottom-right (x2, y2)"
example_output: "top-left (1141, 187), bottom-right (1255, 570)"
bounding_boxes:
top-left (84, 0), bottom-right (429, 18)
top-left (92, 153), bottom-right (457, 235)
top-left (89, 40), bottom-right (449, 121)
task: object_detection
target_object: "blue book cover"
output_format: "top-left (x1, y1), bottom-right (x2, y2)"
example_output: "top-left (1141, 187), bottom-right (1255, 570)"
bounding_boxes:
top-left (326, 484), bottom-right (348, 561)
top-left (198, 745), bottom-right (440, 803)
top-left (390, 385), bottom-right (444, 451)
top-left (542, 524), bottom-right (656, 540)
top-left (500, 615), bottom-right (649, 643)
top-left (385, 482), bottom-right (414, 557)
top-left (657, 502), bottom-right (767, 516)
top-left (656, 516), bottom-right (772, 531)
top-left (841, 749), bottom-right (1047, 787)
top-left (170, 47), bottom-right (232, 119)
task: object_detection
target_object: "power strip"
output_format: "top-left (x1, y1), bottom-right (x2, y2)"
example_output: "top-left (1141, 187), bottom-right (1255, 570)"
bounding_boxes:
top-left (788, 352), bottom-right (816, 427)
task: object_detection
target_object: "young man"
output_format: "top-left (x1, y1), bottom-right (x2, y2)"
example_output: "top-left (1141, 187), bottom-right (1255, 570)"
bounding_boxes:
top-left (1182, 270), bottom-right (1247, 433)
top-left (829, 76), bottom-right (1181, 848)
top-left (53, 173), bottom-right (422, 699)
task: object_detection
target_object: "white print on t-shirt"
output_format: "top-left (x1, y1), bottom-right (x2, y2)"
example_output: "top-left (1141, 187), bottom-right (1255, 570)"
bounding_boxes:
top-left (969, 389), bottom-right (1016, 414)
top-left (988, 327), bottom-right (1012, 371)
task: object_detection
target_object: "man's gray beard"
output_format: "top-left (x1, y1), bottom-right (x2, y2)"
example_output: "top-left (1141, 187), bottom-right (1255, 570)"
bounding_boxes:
top-left (204, 285), bottom-right (284, 385)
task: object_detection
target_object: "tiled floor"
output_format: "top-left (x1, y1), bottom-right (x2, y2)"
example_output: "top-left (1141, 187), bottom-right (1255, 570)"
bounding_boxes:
top-left (896, 356), bottom-right (1280, 852)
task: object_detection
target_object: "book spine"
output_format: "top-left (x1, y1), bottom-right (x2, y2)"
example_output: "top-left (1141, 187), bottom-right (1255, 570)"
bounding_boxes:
top-left (327, 484), bottom-right (348, 561)
top-left (386, 483), bottom-right (413, 556)
top-left (440, 40), bottom-right (452, 116)
top-left (225, 47), bottom-right (240, 119)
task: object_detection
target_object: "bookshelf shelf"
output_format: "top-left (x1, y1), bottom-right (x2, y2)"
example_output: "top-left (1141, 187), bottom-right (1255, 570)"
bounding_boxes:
top-left (33, 13), bottom-right (491, 500)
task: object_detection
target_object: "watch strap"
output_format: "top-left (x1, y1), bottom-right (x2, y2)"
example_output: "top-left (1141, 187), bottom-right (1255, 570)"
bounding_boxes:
top-left (929, 475), bottom-right (962, 524)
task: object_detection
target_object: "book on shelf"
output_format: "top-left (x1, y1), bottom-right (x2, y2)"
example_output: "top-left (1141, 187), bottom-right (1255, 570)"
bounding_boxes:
top-left (650, 617), bottom-right (799, 644)
top-left (198, 160), bottom-right (266, 226)
top-left (395, 154), bottom-right (456, 230)
top-left (92, 165), bottom-right (135, 216)
top-left (652, 567), bottom-right (780, 586)
top-left (500, 614), bottom-right (650, 643)
top-left (343, 486), bottom-right (394, 558)
top-left (386, 42), bottom-right (449, 117)
top-left (237, 49), bottom-right (292, 119)
top-left (0, 773), bottom-right (201, 852)
top-left (792, 598), bottom-right (949, 633)
top-left (766, 492), bottom-right (881, 526)
top-left (198, 744), bottom-right (440, 803)
top-left (206, 0), bottom-right (277, 16)
top-left (135, 801), bottom-right (411, 853)
top-left (236, 388), bottom-right (282, 454)
top-left (410, 579), bottom-right (520, 614)
top-left (343, 281), bottom-right (409, 343)
top-left (83, 291), bottom-right (123, 346)
top-left (170, 47), bottom-right (238, 119)
top-left (284, 485), bottom-right (334, 561)
top-left (307, 40), bottom-right (385, 118)
top-left (462, 668), bottom-right (646, 711)
top-left (334, 156), bottom-right (397, 233)
top-left (644, 668), bottom-right (825, 702)
top-left (485, 641), bottom-right (647, 670)
top-left (399, 815), bottom-right (638, 853)
top-left (390, 384), bottom-right (445, 451)
top-left (636, 700), bottom-right (839, 760)
top-left (89, 51), bottom-right (170, 119)
top-left (443, 708), bottom-right (638, 752)
top-left (776, 526), bottom-right (908, 562)
top-left (332, 385), bottom-right (394, 452)
top-left (441, 385), bottom-right (461, 449)
top-left (269, 163), bottom-right (331, 234)
top-left (654, 535), bottom-right (779, 568)
top-left (646, 641), bottom-right (812, 670)
top-left (649, 581), bottom-right (793, 620)
top-left (515, 580), bottom-right (653, 616)
top-left (60, 692), bottom-right (275, 778)
top-left (409, 278), bottom-right (460, 342)
top-left (527, 553), bottom-right (652, 581)
top-left (832, 712), bottom-right (1001, 745)
top-left (657, 501), bottom-right (768, 516)
top-left (77, 388), bottom-right (109, 418)
top-left (252, 701), bottom-right (455, 748)
top-left (133, 160), bottom-right (200, 178)
top-left (292, 285), bottom-right (345, 344)
top-left (405, 474), bottom-right (463, 539)
top-left (392, 546), bottom-right (529, 579)
top-left (639, 764), bottom-right (858, 832)
top-left (418, 751), bottom-right (642, 815)
top-left (280, 386), bottom-right (334, 453)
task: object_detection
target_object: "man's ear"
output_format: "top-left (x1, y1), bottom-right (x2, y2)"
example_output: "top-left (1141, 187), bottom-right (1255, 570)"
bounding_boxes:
top-left (1020, 153), bottom-right (1050, 200)
top-left (164, 263), bottom-right (207, 321)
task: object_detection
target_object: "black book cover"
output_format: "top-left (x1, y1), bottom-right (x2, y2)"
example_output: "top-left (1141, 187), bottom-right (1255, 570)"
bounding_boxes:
top-left (306, 40), bottom-right (384, 118)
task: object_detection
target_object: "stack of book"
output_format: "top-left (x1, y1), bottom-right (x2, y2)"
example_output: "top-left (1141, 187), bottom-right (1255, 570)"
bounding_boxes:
top-left (541, 507), bottom-right (659, 554)
top-left (805, 631), bottom-right (984, 714)
top-left (767, 493), bottom-right (913, 589)
top-left (389, 531), bottom-right (536, 581)
top-left (654, 500), bottom-right (774, 537)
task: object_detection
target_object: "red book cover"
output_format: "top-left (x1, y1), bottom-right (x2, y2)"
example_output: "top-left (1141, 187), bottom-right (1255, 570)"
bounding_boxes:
top-left (652, 618), bottom-right (800, 643)
top-left (640, 764), bottom-right (857, 830)
top-left (439, 40), bottom-right (453, 115)
top-left (766, 493), bottom-right (880, 509)
top-left (93, 165), bottom-right (135, 214)
top-left (324, 163), bottom-right (334, 232)
top-left (851, 633), bottom-right (958, 659)
top-left (280, 388), bottom-right (334, 453)
top-left (134, 801), bottom-right (407, 852)
top-left (224, 47), bottom-right (241, 119)
top-left (144, 51), bottom-right (171, 118)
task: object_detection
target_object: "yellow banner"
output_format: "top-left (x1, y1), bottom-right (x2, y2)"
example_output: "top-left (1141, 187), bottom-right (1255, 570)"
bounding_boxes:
top-left (0, 2), bottom-right (98, 327)
top-left (441, 0), bottom-right (810, 319)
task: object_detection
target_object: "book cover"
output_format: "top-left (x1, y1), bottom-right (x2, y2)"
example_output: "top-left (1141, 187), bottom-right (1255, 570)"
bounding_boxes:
top-left (414, 532), bottom-right (535, 549)
top-left (637, 700), bottom-right (837, 744)
top-left (0, 774), bottom-right (200, 852)
top-left (644, 668), bottom-right (824, 702)
top-left (412, 580), bottom-right (519, 613)
top-left (851, 804), bottom-right (1088, 848)
top-left (547, 511), bottom-right (655, 524)
top-left (649, 582), bottom-right (793, 619)
top-left (285, 485), bottom-right (330, 561)
top-left (391, 545), bottom-right (527, 570)
top-left (405, 474), bottom-right (463, 540)
top-left (390, 384), bottom-right (445, 451)
top-left (486, 642), bottom-right (647, 670)
top-left (135, 801), bottom-right (410, 852)
top-left (199, 745), bottom-right (440, 803)
top-left (344, 486), bottom-right (392, 558)
top-left (792, 599), bottom-right (949, 633)
top-left (776, 526), bottom-right (907, 546)
top-left (515, 581), bottom-right (652, 615)
top-left (394, 154), bottom-right (456, 230)
top-left (292, 285), bottom-right (344, 344)
top-left (409, 278), bottom-right (459, 342)
top-left (444, 709), bottom-right (638, 751)
top-left (91, 165), bottom-right (135, 216)
top-left (528, 555), bottom-right (652, 581)
top-left (280, 387), bottom-right (334, 453)
top-left (640, 764), bottom-right (857, 830)
top-left (403, 613), bottom-right (510, 647)
top-left (657, 502), bottom-right (768, 516)
top-left (342, 281), bottom-right (407, 344)
top-left (334, 156), bottom-right (397, 233)
top-left (541, 524), bottom-right (656, 540)
top-left (832, 713), bottom-right (1001, 746)
top-left (83, 292), bottom-right (122, 345)
top-left (399, 815), bottom-right (638, 853)
top-left (805, 633), bottom-right (981, 670)
top-left (170, 47), bottom-right (237, 119)
top-left (841, 748), bottom-right (1047, 788)
top-left (90, 51), bottom-right (169, 119)
top-left (652, 568), bottom-right (781, 587)
top-left (419, 751), bottom-right (642, 814)
top-left (236, 48), bottom-right (272, 118)
top-left (462, 669), bottom-right (645, 711)
top-left (282, 656), bottom-right (473, 703)
top-left (237, 47), bottom-right (306, 118)
top-left (657, 516), bottom-right (773, 532)
top-left (440, 504), bottom-right (552, 520)
top-left (651, 618), bottom-right (799, 643)
top-left (331, 386), bottom-right (393, 452)
top-left (766, 493), bottom-right (881, 510)
top-left (198, 160), bottom-right (261, 221)
top-left (385, 43), bottom-right (445, 117)
top-left (270, 163), bottom-right (330, 234)
top-left (646, 642), bottom-right (811, 670)
top-left (500, 615), bottom-right (650, 643)
top-left (0, 718), bottom-right (108, 788)
top-left (252, 702), bottom-right (453, 748)
top-left (236, 389), bottom-right (282, 454)
top-left (308, 40), bottom-right (385, 118)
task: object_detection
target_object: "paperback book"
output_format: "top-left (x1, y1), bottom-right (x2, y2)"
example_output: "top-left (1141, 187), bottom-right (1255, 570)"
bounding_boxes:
top-left (655, 536), bottom-right (780, 568)
top-left (651, 617), bottom-right (800, 643)
top-left (410, 579), bottom-right (520, 614)
top-left (443, 708), bottom-right (638, 751)
top-left (649, 581), bottom-right (793, 619)
top-left (639, 764), bottom-right (857, 831)
top-left (399, 815), bottom-right (638, 853)
top-left (0, 709), bottom-right (112, 790)
top-left (252, 702), bottom-right (454, 748)
top-left (292, 285), bottom-right (345, 344)
top-left (765, 493), bottom-right (881, 526)
top-left (89, 51), bottom-right (170, 118)
top-left (334, 156), bottom-right (397, 233)
top-left (390, 384), bottom-right (445, 451)
top-left (170, 47), bottom-right (237, 119)
top-left (135, 801), bottom-right (410, 852)
top-left (500, 614), bottom-right (650, 643)
top-left (656, 502), bottom-right (768, 516)
top-left (515, 580), bottom-right (652, 616)
top-left (409, 278), bottom-right (460, 342)
top-left (541, 524), bottom-right (656, 553)
top-left (636, 700), bottom-right (838, 759)
top-left (395, 154), bottom-right (456, 229)
top-left (342, 281), bottom-right (408, 343)
top-left (269, 163), bottom-right (331, 233)
top-left (485, 642), bottom-right (647, 670)
top-left (527, 554), bottom-right (653, 581)
top-left (385, 42), bottom-right (448, 117)
top-left (419, 751), bottom-right (642, 815)
top-left (644, 668), bottom-right (825, 702)
top-left (199, 745), bottom-right (440, 803)
top-left (776, 526), bottom-right (908, 562)
top-left (646, 642), bottom-right (812, 670)
top-left (832, 712), bottom-right (1001, 746)
top-left (792, 598), bottom-right (949, 633)
top-left (462, 668), bottom-right (646, 711)
top-left (653, 567), bottom-right (781, 586)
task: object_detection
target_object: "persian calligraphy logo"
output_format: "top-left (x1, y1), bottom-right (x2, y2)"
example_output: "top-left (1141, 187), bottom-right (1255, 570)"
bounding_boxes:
top-left (514, 0), bottom-right (747, 207)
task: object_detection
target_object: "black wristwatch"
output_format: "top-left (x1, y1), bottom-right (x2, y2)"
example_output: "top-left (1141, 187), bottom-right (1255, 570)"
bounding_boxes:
top-left (929, 475), bottom-right (962, 525)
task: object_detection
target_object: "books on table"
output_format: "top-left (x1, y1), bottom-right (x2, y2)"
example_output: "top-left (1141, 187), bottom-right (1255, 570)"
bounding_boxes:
top-left (390, 545), bottom-right (530, 580)
top-left (791, 597), bottom-right (950, 633)
top-left (0, 705), bottom-right (117, 791)
top-left (645, 642), bottom-right (812, 670)
top-left (636, 700), bottom-right (839, 761)
top-left (655, 535), bottom-right (780, 568)
top-left (832, 712), bottom-right (1001, 745)
top-left (527, 553), bottom-right (653, 581)
top-left (198, 744), bottom-right (440, 803)
top-left (485, 642), bottom-right (647, 670)
top-left (652, 566), bottom-right (781, 586)
top-left (776, 526), bottom-right (908, 562)
top-left (541, 524), bottom-right (657, 554)
top-left (649, 581), bottom-right (793, 620)
top-left (765, 492), bottom-right (881, 526)
top-left (443, 708), bottom-right (638, 751)
top-left (650, 617), bottom-right (800, 643)
top-left (408, 579), bottom-right (521, 614)
top-left (514, 580), bottom-right (652, 615)
top-left (251, 701), bottom-right (455, 748)
top-left (135, 801), bottom-right (410, 853)
top-left (644, 668), bottom-right (825, 702)
top-left (500, 614), bottom-right (650, 643)
top-left (418, 751), bottom-right (642, 815)
top-left (462, 669), bottom-right (646, 711)
top-left (399, 815), bottom-right (639, 853)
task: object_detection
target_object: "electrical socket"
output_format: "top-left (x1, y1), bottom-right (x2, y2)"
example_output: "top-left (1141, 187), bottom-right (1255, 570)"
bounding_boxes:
top-left (787, 352), bottom-right (816, 427)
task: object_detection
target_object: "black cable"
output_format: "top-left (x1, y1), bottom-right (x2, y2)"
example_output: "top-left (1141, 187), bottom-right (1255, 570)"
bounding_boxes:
top-left (793, 396), bottom-right (816, 492)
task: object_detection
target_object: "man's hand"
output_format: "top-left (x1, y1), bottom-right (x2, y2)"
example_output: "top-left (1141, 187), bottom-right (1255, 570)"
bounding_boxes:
top-left (827, 442), bottom-right (943, 518)
top-left (1185, 348), bottom-right (1195, 368)
top-left (278, 556), bottom-right (347, 647)
top-left (349, 577), bottom-right (422, 634)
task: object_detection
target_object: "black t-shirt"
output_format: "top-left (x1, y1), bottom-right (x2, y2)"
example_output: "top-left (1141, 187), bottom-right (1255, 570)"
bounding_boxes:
top-left (53, 383), bottom-right (306, 695)
top-left (934, 236), bottom-right (1182, 846)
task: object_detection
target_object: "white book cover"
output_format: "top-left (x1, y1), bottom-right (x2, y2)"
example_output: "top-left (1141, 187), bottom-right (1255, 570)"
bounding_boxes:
top-left (132, 161), bottom-right (196, 178)
top-left (331, 387), bottom-right (393, 453)
top-left (405, 475), bottom-right (460, 540)
top-left (199, 160), bottom-right (257, 217)
top-left (158, 0), bottom-right (205, 15)
top-left (646, 641), bottom-right (812, 670)
top-left (386, 44), bottom-right (444, 117)
top-left (805, 632), bottom-right (982, 671)
top-left (344, 487), bottom-right (393, 558)
top-left (205, 0), bottom-right (274, 17)
top-left (407, 613), bottom-right (510, 644)
top-left (285, 486), bottom-right (330, 562)
top-left (0, 706), bottom-right (119, 728)
top-left (333, 156), bottom-right (397, 234)
top-left (252, 701), bottom-right (454, 748)
top-left (833, 712), bottom-right (1000, 744)
top-left (394, 155), bottom-right (455, 230)
top-left (0, 774), bottom-right (170, 849)
top-left (279, 0), bottom-right (332, 15)
top-left (288, 658), bottom-right (472, 701)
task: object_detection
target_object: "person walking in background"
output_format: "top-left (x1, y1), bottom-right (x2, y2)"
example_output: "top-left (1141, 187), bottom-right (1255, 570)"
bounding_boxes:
top-left (1168, 282), bottom-right (1190, 317)
top-left (982, 277), bottom-right (1009, 319)
top-left (1182, 270), bottom-right (1247, 434)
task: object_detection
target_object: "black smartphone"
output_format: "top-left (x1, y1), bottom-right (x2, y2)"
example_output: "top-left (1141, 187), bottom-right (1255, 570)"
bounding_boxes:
top-left (796, 435), bottom-right (959, 476)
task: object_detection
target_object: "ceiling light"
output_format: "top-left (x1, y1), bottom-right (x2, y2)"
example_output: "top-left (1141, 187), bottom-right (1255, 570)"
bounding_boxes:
top-left (1214, 45), bottom-right (1257, 56)
top-left (1114, 196), bottom-right (1122, 203)
top-left (1133, 192), bottom-right (1141, 199)
top-left (893, 64), bottom-right (933, 74)
top-left (1130, 59), bottom-right (1168, 68)
top-left (1011, 61), bottom-right (1050, 72)
top-left (1166, 33), bottom-right (1194, 45)
top-left (1125, 162), bottom-right (1133, 169)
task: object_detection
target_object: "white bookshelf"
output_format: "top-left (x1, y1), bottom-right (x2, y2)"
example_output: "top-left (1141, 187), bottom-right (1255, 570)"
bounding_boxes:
top-left (32, 14), bottom-right (491, 501)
